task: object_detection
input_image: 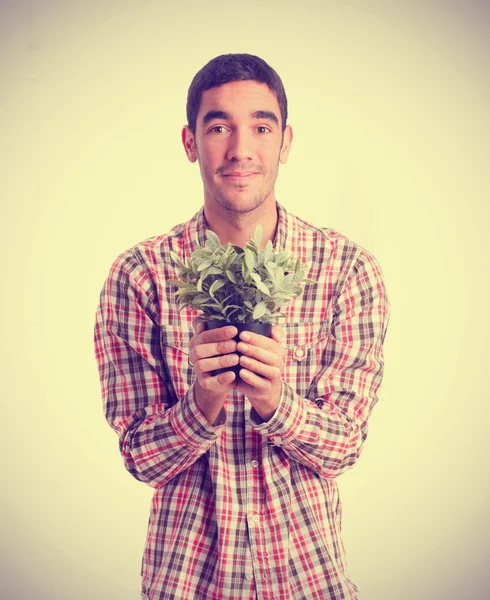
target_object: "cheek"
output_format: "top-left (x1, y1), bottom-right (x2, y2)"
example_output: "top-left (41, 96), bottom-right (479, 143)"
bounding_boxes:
top-left (200, 147), bottom-right (223, 174)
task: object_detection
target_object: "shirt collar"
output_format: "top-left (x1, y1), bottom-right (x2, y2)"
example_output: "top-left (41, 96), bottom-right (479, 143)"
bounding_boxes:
top-left (182, 200), bottom-right (295, 260)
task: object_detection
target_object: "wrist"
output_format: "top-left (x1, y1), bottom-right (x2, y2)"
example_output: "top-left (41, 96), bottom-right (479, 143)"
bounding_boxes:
top-left (194, 381), bottom-right (227, 426)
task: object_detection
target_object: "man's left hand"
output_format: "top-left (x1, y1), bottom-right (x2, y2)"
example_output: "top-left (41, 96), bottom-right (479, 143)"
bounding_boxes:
top-left (233, 325), bottom-right (286, 421)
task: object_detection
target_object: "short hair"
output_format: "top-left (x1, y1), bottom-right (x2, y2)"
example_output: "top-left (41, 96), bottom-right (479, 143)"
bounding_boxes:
top-left (186, 53), bottom-right (288, 135)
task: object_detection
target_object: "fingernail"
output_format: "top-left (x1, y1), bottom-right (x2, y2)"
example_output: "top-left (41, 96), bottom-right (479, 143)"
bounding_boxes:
top-left (240, 332), bottom-right (250, 341)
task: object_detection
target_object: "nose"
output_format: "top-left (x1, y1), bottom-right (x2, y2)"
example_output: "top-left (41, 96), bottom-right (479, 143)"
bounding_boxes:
top-left (226, 128), bottom-right (254, 162)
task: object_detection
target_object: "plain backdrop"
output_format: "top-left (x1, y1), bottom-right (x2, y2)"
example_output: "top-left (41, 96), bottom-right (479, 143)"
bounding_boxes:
top-left (1, 1), bottom-right (489, 599)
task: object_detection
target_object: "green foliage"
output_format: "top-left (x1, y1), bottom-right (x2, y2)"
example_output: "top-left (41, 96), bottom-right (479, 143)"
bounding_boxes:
top-left (168, 224), bottom-right (316, 324)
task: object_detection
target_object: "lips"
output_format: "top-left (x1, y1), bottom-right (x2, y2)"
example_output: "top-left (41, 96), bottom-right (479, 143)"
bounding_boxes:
top-left (223, 171), bottom-right (258, 177)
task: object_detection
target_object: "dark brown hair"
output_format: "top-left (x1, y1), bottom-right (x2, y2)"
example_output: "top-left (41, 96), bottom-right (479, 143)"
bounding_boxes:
top-left (186, 53), bottom-right (288, 134)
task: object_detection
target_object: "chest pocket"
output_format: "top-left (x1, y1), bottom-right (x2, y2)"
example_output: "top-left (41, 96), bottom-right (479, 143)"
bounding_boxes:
top-left (160, 324), bottom-right (196, 400)
top-left (282, 321), bottom-right (330, 398)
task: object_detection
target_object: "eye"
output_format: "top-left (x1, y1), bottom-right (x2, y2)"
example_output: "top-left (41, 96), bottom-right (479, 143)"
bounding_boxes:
top-left (256, 126), bottom-right (271, 134)
top-left (208, 125), bottom-right (227, 134)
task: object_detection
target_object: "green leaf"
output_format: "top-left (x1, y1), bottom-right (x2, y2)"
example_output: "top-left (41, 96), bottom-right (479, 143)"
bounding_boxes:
top-left (244, 248), bottom-right (255, 271)
top-left (226, 269), bottom-right (239, 284)
top-left (274, 266), bottom-right (285, 289)
top-left (264, 240), bottom-right (273, 263)
top-left (205, 229), bottom-right (221, 250)
top-left (275, 250), bottom-right (290, 266)
top-left (242, 260), bottom-right (250, 280)
top-left (253, 301), bottom-right (267, 320)
top-left (256, 280), bottom-right (271, 296)
top-left (167, 279), bottom-right (190, 289)
top-left (197, 258), bottom-right (214, 272)
top-left (252, 224), bottom-right (263, 248)
top-left (174, 287), bottom-right (196, 296)
top-left (193, 294), bottom-right (211, 306)
top-left (209, 279), bottom-right (226, 299)
top-left (202, 266), bottom-right (223, 278)
top-left (170, 251), bottom-right (187, 271)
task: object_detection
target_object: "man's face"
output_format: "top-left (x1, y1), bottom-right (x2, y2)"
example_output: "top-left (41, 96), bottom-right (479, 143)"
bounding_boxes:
top-left (182, 80), bottom-right (292, 215)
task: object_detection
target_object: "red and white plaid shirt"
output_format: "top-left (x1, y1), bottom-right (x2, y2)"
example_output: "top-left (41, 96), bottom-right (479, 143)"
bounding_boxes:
top-left (94, 201), bottom-right (390, 600)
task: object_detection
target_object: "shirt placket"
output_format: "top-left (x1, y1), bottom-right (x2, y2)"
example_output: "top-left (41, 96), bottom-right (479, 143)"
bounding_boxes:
top-left (243, 398), bottom-right (272, 598)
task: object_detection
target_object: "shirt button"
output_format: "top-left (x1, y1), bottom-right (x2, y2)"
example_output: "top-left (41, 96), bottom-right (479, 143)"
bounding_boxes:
top-left (294, 347), bottom-right (305, 359)
top-left (250, 460), bottom-right (259, 468)
top-left (260, 428), bottom-right (269, 436)
top-left (244, 570), bottom-right (254, 580)
top-left (252, 513), bottom-right (260, 523)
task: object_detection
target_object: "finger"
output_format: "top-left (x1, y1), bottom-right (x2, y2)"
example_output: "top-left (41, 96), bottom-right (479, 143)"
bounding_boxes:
top-left (238, 367), bottom-right (272, 391)
top-left (195, 352), bottom-right (239, 375)
top-left (236, 341), bottom-right (282, 369)
top-left (192, 319), bottom-right (205, 334)
top-left (238, 354), bottom-right (282, 381)
top-left (238, 329), bottom-right (280, 352)
top-left (190, 325), bottom-right (237, 350)
top-left (191, 338), bottom-right (238, 368)
top-left (271, 325), bottom-right (284, 343)
top-left (198, 369), bottom-right (236, 392)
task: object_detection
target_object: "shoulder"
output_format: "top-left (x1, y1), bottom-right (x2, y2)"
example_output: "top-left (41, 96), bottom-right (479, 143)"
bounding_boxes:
top-left (112, 221), bottom-right (186, 269)
top-left (106, 220), bottom-right (187, 293)
top-left (293, 212), bottom-right (382, 275)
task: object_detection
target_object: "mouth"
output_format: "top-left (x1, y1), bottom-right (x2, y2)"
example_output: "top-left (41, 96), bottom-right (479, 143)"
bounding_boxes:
top-left (222, 171), bottom-right (259, 182)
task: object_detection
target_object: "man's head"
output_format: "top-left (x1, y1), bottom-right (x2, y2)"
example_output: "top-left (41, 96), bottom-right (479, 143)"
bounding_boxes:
top-left (186, 53), bottom-right (288, 135)
top-left (182, 54), bottom-right (293, 218)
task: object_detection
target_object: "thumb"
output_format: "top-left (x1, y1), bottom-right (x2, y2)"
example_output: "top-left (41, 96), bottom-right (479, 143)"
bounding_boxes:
top-left (193, 319), bottom-right (205, 334)
top-left (272, 325), bottom-right (284, 343)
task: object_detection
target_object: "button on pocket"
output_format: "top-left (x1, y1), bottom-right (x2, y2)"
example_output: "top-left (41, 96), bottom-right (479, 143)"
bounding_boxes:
top-left (282, 321), bottom-right (330, 397)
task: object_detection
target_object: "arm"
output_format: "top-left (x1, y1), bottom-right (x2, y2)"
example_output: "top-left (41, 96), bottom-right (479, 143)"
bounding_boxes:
top-left (250, 250), bottom-right (390, 480)
top-left (94, 249), bottom-right (226, 489)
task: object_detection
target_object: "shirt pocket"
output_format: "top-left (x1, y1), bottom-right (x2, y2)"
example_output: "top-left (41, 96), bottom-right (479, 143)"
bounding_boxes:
top-left (282, 321), bottom-right (330, 398)
top-left (160, 324), bottom-right (196, 399)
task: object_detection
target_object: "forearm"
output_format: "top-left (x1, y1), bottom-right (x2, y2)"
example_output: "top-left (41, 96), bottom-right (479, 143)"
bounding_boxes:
top-left (251, 380), bottom-right (370, 480)
top-left (193, 380), bottom-right (227, 426)
top-left (117, 384), bottom-right (226, 488)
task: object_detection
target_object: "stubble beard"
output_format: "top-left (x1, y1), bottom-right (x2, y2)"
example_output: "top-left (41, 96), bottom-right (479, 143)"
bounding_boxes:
top-left (208, 163), bottom-right (280, 216)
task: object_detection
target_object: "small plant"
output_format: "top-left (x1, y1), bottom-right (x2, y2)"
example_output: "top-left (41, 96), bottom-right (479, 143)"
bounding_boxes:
top-left (168, 225), bottom-right (316, 325)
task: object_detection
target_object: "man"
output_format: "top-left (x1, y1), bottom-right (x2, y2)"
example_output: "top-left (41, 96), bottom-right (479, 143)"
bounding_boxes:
top-left (94, 53), bottom-right (390, 600)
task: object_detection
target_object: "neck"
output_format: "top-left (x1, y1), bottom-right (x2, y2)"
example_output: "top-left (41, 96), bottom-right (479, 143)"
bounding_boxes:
top-left (203, 198), bottom-right (278, 250)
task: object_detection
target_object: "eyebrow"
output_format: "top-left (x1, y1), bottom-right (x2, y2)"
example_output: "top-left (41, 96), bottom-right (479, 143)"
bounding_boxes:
top-left (202, 109), bottom-right (279, 126)
top-left (251, 110), bottom-right (279, 126)
top-left (202, 110), bottom-right (230, 124)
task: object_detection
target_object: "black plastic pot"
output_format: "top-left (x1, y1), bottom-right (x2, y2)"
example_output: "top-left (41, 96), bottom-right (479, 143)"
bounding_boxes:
top-left (205, 320), bottom-right (272, 380)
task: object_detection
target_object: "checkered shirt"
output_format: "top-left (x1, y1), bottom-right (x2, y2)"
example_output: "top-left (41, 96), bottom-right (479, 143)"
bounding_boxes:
top-left (94, 201), bottom-right (390, 600)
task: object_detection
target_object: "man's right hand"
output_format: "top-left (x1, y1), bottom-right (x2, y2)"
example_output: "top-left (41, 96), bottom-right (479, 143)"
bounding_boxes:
top-left (189, 322), bottom-right (239, 425)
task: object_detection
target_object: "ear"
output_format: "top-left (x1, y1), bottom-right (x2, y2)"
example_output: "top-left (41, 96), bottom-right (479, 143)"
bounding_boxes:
top-left (279, 124), bottom-right (293, 164)
top-left (182, 125), bottom-right (198, 163)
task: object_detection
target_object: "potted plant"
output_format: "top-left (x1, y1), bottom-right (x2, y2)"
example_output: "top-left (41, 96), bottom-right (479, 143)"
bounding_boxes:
top-left (168, 225), bottom-right (315, 378)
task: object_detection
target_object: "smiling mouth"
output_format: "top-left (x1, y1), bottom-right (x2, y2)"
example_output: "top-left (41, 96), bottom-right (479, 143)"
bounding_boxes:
top-left (222, 172), bottom-right (259, 182)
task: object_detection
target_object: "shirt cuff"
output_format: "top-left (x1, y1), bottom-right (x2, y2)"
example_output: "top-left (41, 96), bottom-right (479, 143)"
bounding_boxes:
top-left (249, 380), bottom-right (306, 445)
top-left (169, 384), bottom-right (227, 450)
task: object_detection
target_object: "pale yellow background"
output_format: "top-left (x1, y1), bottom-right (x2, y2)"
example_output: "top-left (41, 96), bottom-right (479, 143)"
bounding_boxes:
top-left (1, 1), bottom-right (489, 598)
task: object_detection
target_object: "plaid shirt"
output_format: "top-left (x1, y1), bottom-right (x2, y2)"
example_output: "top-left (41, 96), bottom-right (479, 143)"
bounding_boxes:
top-left (94, 201), bottom-right (390, 600)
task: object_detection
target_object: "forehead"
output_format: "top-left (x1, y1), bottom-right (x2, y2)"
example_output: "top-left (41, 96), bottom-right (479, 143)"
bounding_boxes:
top-left (197, 80), bottom-right (281, 125)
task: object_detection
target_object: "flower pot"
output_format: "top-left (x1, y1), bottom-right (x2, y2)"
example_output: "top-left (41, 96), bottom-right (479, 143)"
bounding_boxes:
top-left (205, 320), bottom-right (272, 380)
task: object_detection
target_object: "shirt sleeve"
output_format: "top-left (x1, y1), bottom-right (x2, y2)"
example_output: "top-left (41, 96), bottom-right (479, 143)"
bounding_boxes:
top-left (94, 249), bottom-right (226, 489)
top-left (250, 249), bottom-right (390, 480)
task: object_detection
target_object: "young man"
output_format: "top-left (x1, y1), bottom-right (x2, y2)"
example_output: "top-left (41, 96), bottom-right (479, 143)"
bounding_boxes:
top-left (94, 53), bottom-right (390, 600)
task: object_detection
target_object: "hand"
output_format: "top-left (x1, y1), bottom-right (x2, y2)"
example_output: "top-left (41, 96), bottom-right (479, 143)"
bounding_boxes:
top-left (234, 325), bottom-right (286, 421)
top-left (189, 321), bottom-right (239, 424)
